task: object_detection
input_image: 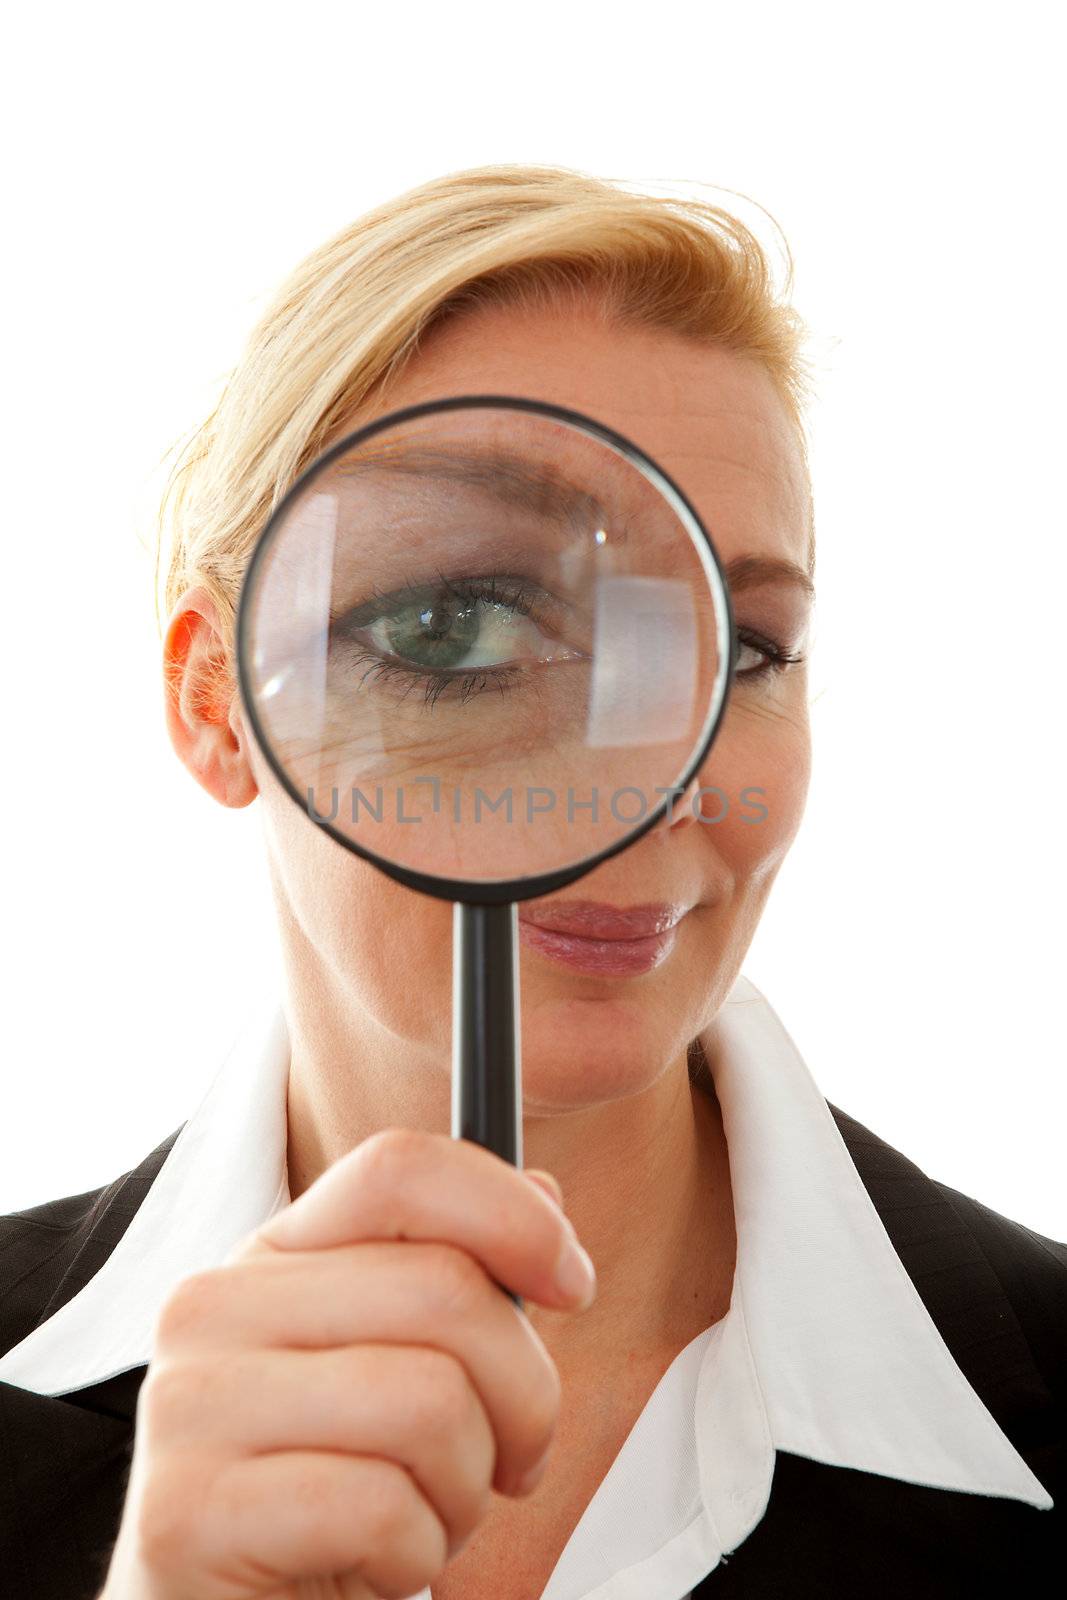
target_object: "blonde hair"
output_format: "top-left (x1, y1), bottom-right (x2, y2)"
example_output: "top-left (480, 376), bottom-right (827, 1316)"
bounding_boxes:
top-left (154, 162), bottom-right (817, 687)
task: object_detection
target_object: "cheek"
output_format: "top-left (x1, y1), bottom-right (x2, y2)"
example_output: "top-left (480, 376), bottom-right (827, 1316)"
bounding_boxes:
top-left (263, 792), bottom-right (454, 1036)
top-left (703, 695), bottom-right (811, 882)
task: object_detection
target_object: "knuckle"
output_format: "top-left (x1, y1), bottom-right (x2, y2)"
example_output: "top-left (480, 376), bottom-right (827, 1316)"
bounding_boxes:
top-left (413, 1347), bottom-right (476, 1440)
top-left (136, 1461), bottom-right (204, 1573)
top-left (356, 1126), bottom-right (429, 1184)
top-left (225, 1224), bottom-right (275, 1263)
top-left (138, 1357), bottom-right (213, 1436)
top-left (233, 1454), bottom-right (326, 1542)
top-left (349, 1128), bottom-right (439, 1225)
top-left (362, 1457), bottom-right (421, 1548)
top-left (155, 1268), bottom-right (228, 1344)
top-left (517, 1347), bottom-right (563, 1446)
top-left (424, 1242), bottom-right (487, 1316)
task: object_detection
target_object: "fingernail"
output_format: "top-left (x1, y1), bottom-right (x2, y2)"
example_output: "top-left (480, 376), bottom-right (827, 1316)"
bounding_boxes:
top-left (555, 1236), bottom-right (597, 1307)
top-left (525, 1169), bottom-right (564, 1208)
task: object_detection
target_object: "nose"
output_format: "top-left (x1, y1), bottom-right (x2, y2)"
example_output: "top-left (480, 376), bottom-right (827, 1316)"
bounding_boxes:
top-left (652, 771), bottom-right (729, 832)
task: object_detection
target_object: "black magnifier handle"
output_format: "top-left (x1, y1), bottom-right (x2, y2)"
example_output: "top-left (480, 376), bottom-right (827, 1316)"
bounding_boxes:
top-left (451, 902), bottom-right (524, 1312)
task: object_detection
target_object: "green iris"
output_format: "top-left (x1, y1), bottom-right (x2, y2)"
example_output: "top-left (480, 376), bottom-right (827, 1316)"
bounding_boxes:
top-left (383, 595), bottom-right (482, 670)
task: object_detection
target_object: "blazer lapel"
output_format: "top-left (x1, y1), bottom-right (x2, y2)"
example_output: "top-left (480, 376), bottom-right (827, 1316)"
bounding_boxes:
top-left (828, 1101), bottom-right (1057, 1472)
top-left (0, 1134), bottom-right (177, 1599)
top-left (0, 1370), bottom-right (147, 1600)
top-left (688, 1105), bottom-right (1060, 1597)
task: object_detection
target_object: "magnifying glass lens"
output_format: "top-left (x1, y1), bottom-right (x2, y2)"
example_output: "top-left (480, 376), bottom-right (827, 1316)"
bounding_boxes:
top-left (241, 402), bottom-right (730, 887)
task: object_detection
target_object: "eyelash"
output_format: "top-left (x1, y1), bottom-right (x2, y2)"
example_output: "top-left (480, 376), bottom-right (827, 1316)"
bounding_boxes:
top-left (734, 627), bottom-right (806, 682)
top-left (338, 570), bottom-right (548, 624)
top-left (346, 653), bottom-right (523, 709)
top-left (331, 573), bottom-right (548, 708)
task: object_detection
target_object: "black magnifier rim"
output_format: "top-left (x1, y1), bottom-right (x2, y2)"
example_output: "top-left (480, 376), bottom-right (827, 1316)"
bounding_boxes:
top-left (236, 393), bottom-right (737, 907)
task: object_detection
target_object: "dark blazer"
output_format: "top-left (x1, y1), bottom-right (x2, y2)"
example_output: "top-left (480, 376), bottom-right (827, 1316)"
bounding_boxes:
top-left (1, 1107), bottom-right (1063, 1600)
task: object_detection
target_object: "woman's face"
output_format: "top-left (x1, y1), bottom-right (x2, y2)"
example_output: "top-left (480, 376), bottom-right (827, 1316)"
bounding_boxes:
top-left (244, 295), bottom-right (814, 1110)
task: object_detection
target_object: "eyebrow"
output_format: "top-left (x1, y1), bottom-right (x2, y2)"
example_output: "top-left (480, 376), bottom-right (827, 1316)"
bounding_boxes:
top-left (337, 445), bottom-right (612, 527)
top-left (338, 446), bottom-right (816, 593)
top-left (724, 554), bottom-right (815, 598)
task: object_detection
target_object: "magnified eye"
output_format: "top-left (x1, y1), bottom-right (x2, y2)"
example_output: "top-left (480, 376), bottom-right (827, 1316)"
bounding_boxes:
top-left (367, 588), bottom-right (576, 672)
top-left (330, 573), bottom-right (589, 705)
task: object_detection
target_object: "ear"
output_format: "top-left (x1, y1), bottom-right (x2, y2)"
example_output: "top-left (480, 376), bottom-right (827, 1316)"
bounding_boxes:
top-left (163, 585), bottom-right (259, 809)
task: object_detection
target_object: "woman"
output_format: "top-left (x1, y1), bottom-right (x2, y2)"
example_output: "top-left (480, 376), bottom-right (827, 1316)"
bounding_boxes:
top-left (0, 164), bottom-right (1062, 1600)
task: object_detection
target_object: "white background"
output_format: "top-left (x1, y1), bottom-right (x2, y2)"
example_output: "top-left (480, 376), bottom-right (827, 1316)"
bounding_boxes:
top-left (1, 2), bottom-right (1063, 1234)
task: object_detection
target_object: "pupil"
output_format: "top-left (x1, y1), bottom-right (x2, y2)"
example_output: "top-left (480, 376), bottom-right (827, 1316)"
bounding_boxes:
top-left (385, 594), bottom-right (481, 670)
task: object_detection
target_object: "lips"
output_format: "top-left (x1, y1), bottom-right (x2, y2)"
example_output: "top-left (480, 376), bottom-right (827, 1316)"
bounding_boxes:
top-left (517, 900), bottom-right (688, 977)
top-left (518, 900), bottom-right (686, 940)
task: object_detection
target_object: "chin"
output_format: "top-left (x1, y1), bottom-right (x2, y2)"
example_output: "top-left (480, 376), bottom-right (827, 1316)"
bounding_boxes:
top-left (519, 990), bottom-right (689, 1105)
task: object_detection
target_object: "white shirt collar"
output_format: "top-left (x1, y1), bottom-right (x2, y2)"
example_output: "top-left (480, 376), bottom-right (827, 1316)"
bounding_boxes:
top-left (0, 994), bottom-right (292, 1398)
top-left (0, 972), bottom-right (1051, 1596)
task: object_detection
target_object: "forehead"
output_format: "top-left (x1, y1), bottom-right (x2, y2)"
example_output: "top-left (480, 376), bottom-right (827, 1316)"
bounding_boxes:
top-left (355, 298), bottom-right (812, 573)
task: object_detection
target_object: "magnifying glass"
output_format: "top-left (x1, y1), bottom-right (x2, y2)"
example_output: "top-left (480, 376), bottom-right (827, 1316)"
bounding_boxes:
top-left (236, 395), bottom-right (735, 1309)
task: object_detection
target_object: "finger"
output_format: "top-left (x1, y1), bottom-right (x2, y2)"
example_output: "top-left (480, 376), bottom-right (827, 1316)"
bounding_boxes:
top-left (237, 1128), bottom-right (595, 1315)
top-left (141, 1342), bottom-right (496, 1553)
top-left (184, 1450), bottom-right (448, 1599)
top-left (154, 1241), bottom-right (562, 1497)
